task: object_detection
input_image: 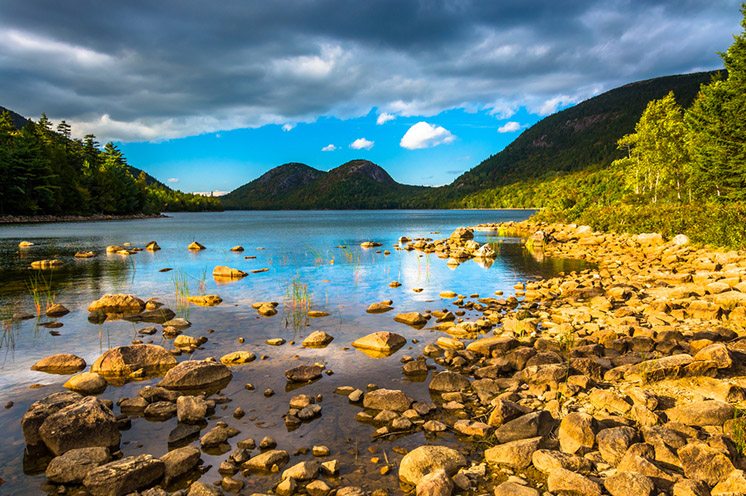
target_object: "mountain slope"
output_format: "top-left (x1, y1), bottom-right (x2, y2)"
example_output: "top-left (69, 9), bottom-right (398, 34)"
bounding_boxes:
top-left (446, 71), bottom-right (720, 198)
top-left (220, 163), bottom-right (325, 209)
top-left (223, 160), bottom-right (430, 209)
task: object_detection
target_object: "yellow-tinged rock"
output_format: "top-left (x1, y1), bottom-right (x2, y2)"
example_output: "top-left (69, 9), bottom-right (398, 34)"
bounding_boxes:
top-left (188, 241), bottom-right (206, 251)
top-left (187, 294), bottom-right (223, 306)
top-left (212, 265), bottom-right (247, 278)
top-left (220, 351), bottom-right (256, 365)
top-left (145, 241), bottom-right (160, 251)
top-left (74, 251), bottom-right (96, 258)
top-left (308, 310), bottom-right (329, 318)
top-left (18, 241), bottom-right (34, 248)
top-left (230, 245), bottom-right (244, 252)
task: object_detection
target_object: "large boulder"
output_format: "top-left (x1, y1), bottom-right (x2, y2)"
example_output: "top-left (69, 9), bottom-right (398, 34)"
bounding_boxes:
top-left (92, 344), bottom-right (177, 379)
top-left (46, 447), bottom-right (111, 484)
top-left (399, 445), bottom-right (466, 486)
top-left (87, 294), bottom-right (145, 315)
top-left (159, 360), bottom-right (233, 391)
top-left (64, 372), bottom-right (108, 395)
top-left (678, 442), bottom-right (735, 486)
top-left (83, 454), bottom-right (165, 496)
top-left (39, 396), bottom-right (121, 455)
top-left (21, 391), bottom-right (83, 446)
top-left (559, 412), bottom-right (596, 454)
top-left (31, 353), bottom-right (86, 374)
top-left (449, 227), bottom-right (474, 241)
top-left (352, 332), bottom-right (405, 354)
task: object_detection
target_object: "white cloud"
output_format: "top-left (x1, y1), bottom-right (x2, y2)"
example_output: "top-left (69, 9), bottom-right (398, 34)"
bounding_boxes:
top-left (497, 121), bottom-right (522, 133)
top-left (167, 177), bottom-right (179, 183)
top-left (400, 121), bottom-right (455, 150)
top-left (534, 95), bottom-right (576, 116)
top-left (321, 143), bottom-right (337, 152)
top-left (350, 137), bottom-right (374, 150)
top-left (281, 123), bottom-right (295, 132)
top-left (376, 112), bottom-right (395, 125)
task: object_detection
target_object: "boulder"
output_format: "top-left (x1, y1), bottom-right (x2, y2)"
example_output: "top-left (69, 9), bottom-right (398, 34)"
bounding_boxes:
top-left (302, 330), bottom-right (334, 348)
top-left (559, 412), bottom-right (596, 454)
top-left (449, 227), bottom-right (474, 241)
top-left (177, 395), bottom-right (208, 423)
top-left (161, 446), bottom-right (200, 483)
top-left (485, 436), bottom-right (542, 469)
top-left (187, 241), bottom-right (205, 250)
top-left (243, 450), bottom-right (289, 472)
top-left (532, 449), bottom-right (593, 474)
top-left (363, 389), bottom-right (413, 412)
top-left (285, 364), bottom-right (323, 383)
top-left (666, 400), bottom-right (733, 427)
top-left (212, 266), bottom-right (246, 278)
top-left (188, 481), bottom-right (222, 495)
top-left (394, 312), bottom-right (428, 327)
top-left (92, 344), bottom-right (177, 379)
top-left (187, 295), bottom-right (223, 306)
top-left (597, 426), bottom-right (638, 466)
top-left (487, 399), bottom-right (527, 426)
top-left (46, 447), bottom-right (111, 484)
top-left (145, 241), bottom-right (160, 251)
top-left (399, 445), bottom-right (466, 486)
top-left (428, 371), bottom-right (470, 393)
top-left (678, 442), bottom-right (735, 486)
top-left (712, 469), bottom-right (746, 495)
top-left (160, 360), bottom-right (233, 390)
top-left (604, 472), bottom-right (655, 496)
top-left (64, 372), bottom-right (108, 395)
top-left (495, 411), bottom-right (553, 443)
top-left (547, 467), bottom-right (602, 496)
top-left (45, 303), bottom-right (70, 317)
top-left (351, 331), bottom-right (406, 354)
top-left (466, 336), bottom-right (517, 356)
top-left (624, 354), bottom-right (694, 383)
top-left (88, 294), bottom-right (145, 314)
top-left (83, 454), bottom-right (165, 496)
top-left (693, 343), bottom-right (732, 368)
top-left (367, 301), bottom-right (394, 313)
top-left (493, 482), bottom-right (539, 496)
top-left (31, 353), bottom-right (86, 374)
top-left (39, 397), bottom-right (120, 455)
top-left (282, 460), bottom-right (319, 481)
top-left (22, 391), bottom-right (83, 446)
top-left (220, 351), bottom-right (256, 365)
top-left (416, 468), bottom-right (453, 496)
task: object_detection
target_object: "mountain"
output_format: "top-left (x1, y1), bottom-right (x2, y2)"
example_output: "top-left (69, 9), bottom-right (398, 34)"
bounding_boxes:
top-left (222, 159), bottom-right (430, 209)
top-left (0, 105), bottom-right (30, 129)
top-left (446, 71), bottom-right (720, 199)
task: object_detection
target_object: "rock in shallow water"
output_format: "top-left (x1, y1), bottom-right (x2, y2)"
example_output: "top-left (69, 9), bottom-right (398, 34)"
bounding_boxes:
top-left (159, 360), bottom-right (233, 390)
top-left (399, 445), bottom-right (466, 486)
top-left (91, 344), bottom-right (177, 379)
top-left (39, 396), bottom-right (120, 456)
top-left (45, 446), bottom-right (111, 484)
top-left (31, 353), bottom-right (86, 374)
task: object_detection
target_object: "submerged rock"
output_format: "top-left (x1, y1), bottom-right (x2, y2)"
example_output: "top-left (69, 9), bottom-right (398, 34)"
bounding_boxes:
top-left (31, 353), bottom-right (86, 374)
top-left (22, 391), bottom-right (83, 446)
top-left (394, 312), bottom-right (428, 327)
top-left (212, 265), bottom-right (246, 278)
top-left (160, 360), bottom-right (233, 390)
top-left (302, 330), bottom-right (334, 348)
top-left (285, 364), bottom-right (324, 383)
top-left (187, 294), bottom-right (223, 306)
top-left (220, 351), bottom-right (256, 365)
top-left (363, 388), bottom-right (413, 412)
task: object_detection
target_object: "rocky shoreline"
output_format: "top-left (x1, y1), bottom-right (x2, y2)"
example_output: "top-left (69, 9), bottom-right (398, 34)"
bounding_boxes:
top-left (13, 221), bottom-right (746, 495)
top-left (0, 213), bottom-right (169, 224)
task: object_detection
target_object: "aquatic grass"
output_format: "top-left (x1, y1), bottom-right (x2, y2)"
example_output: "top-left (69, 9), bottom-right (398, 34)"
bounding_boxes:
top-left (284, 276), bottom-right (311, 332)
top-left (25, 271), bottom-right (56, 316)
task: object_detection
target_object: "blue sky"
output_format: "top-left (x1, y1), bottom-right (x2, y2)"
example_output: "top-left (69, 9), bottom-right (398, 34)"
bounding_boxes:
top-left (117, 107), bottom-right (542, 192)
top-left (1, 1), bottom-right (741, 193)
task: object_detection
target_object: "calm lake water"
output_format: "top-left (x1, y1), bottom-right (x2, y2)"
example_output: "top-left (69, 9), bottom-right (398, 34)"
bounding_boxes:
top-left (0, 210), bottom-right (587, 494)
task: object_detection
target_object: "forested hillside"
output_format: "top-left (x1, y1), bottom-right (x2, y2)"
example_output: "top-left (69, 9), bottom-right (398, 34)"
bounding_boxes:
top-left (0, 111), bottom-right (220, 216)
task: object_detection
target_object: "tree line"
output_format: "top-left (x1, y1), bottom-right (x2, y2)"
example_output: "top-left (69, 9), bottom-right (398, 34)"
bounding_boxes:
top-left (0, 112), bottom-right (221, 216)
top-left (613, 4), bottom-right (746, 206)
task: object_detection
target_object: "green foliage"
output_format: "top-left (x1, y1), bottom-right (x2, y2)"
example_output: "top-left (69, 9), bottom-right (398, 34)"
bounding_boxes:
top-left (0, 111), bottom-right (221, 215)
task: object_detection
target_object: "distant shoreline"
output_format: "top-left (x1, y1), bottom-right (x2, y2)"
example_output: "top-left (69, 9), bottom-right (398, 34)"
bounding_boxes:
top-left (0, 213), bottom-right (168, 225)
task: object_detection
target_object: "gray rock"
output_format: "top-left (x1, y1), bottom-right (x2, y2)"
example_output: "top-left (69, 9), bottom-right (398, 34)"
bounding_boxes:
top-left (161, 446), bottom-right (200, 483)
top-left (46, 447), bottom-right (111, 483)
top-left (83, 454), bottom-right (165, 496)
top-left (363, 388), bottom-right (413, 412)
top-left (39, 396), bottom-right (120, 455)
top-left (159, 360), bottom-right (232, 390)
top-left (285, 364), bottom-right (324, 383)
top-left (177, 395), bottom-right (209, 423)
top-left (428, 371), bottom-right (470, 393)
top-left (22, 391), bottom-right (82, 446)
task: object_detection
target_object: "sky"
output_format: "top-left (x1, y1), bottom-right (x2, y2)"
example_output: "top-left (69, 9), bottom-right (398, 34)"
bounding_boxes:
top-left (0, 1), bottom-right (742, 193)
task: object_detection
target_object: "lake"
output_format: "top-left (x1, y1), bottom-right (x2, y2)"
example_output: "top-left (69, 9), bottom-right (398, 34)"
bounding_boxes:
top-left (0, 210), bottom-right (587, 494)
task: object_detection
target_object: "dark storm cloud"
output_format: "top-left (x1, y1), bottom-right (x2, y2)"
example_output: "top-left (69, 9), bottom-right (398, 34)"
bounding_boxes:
top-left (0, 0), bottom-right (740, 140)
